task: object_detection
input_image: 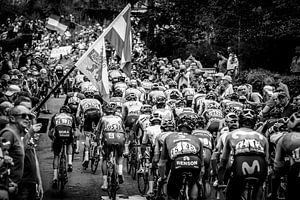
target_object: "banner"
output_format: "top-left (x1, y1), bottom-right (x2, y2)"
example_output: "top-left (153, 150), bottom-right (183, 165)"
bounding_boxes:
top-left (75, 37), bottom-right (109, 102)
top-left (50, 46), bottom-right (72, 58)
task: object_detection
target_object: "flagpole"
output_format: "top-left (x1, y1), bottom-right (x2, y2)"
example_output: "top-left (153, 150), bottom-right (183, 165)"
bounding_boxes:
top-left (32, 65), bottom-right (76, 113)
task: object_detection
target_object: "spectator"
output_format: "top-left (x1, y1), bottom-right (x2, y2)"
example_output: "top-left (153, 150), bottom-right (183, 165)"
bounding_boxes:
top-left (220, 75), bottom-right (234, 99)
top-left (273, 73), bottom-right (290, 99)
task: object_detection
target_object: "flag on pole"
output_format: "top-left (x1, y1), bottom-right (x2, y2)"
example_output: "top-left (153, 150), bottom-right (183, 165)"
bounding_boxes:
top-left (46, 15), bottom-right (68, 35)
top-left (75, 37), bottom-right (110, 102)
top-left (104, 4), bottom-right (132, 76)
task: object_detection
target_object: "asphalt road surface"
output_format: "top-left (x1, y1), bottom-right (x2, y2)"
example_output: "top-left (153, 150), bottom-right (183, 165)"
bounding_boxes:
top-left (37, 96), bottom-right (222, 200)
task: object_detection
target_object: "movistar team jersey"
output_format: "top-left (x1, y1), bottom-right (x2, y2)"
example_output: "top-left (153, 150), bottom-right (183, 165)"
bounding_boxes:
top-left (98, 115), bottom-right (125, 134)
top-left (78, 98), bottom-right (102, 113)
top-left (161, 132), bottom-right (203, 160)
top-left (222, 128), bottom-right (268, 159)
top-left (192, 129), bottom-right (214, 150)
top-left (123, 100), bottom-right (143, 119)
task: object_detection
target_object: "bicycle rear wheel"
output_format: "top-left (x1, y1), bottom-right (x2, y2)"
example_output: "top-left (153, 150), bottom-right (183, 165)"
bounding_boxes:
top-left (137, 173), bottom-right (148, 195)
top-left (91, 157), bottom-right (99, 174)
top-left (58, 156), bottom-right (66, 194)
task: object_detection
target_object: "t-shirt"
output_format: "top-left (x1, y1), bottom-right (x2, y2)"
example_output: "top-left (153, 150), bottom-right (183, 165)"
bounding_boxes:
top-left (21, 148), bottom-right (38, 184)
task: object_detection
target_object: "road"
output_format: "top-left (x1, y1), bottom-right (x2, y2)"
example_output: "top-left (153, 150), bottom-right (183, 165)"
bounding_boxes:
top-left (36, 96), bottom-right (221, 200)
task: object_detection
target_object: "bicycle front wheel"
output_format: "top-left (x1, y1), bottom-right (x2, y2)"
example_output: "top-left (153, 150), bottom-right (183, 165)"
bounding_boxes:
top-left (107, 170), bottom-right (117, 200)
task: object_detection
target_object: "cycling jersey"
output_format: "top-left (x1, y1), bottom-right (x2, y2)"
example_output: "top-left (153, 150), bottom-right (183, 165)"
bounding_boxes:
top-left (78, 98), bottom-right (102, 114)
top-left (154, 131), bottom-right (175, 162)
top-left (64, 92), bottom-right (85, 114)
top-left (198, 99), bottom-right (220, 115)
top-left (192, 129), bottom-right (214, 151)
top-left (123, 100), bottom-right (143, 128)
top-left (275, 132), bottom-right (300, 169)
top-left (133, 114), bottom-right (151, 140)
top-left (142, 125), bottom-right (162, 147)
top-left (221, 128), bottom-right (268, 159)
top-left (80, 82), bottom-right (97, 93)
top-left (114, 82), bottom-right (127, 94)
top-left (192, 93), bottom-right (207, 113)
top-left (203, 108), bottom-right (224, 133)
top-left (152, 107), bottom-right (174, 122)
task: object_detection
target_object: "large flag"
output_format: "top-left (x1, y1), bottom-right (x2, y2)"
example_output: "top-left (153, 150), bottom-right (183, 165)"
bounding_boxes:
top-left (75, 36), bottom-right (110, 102)
top-left (46, 15), bottom-right (68, 35)
top-left (104, 4), bottom-right (132, 76)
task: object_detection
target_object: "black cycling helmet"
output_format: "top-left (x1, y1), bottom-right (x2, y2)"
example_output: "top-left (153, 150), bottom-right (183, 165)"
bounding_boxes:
top-left (206, 91), bottom-right (217, 101)
top-left (170, 90), bottom-right (180, 100)
top-left (125, 93), bottom-right (137, 101)
top-left (156, 96), bottom-right (166, 106)
top-left (84, 90), bottom-right (94, 98)
top-left (113, 88), bottom-right (123, 97)
top-left (161, 119), bottom-right (175, 131)
top-left (103, 103), bottom-right (116, 115)
top-left (140, 104), bottom-right (153, 114)
top-left (239, 109), bottom-right (257, 128)
top-left (149, 112), bottom-right (162, 125)
top-left (60, 105), bottom-right (71, 113)
top-left (177, 110), bottom-right (197, 131)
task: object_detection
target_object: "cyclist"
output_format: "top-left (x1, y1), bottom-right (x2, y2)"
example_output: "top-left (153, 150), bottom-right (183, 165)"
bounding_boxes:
top-left (64, 85), bottom-right (85, 153)
top-left (159, 110), bottom-right (204, 200)
top-left (198, 91), bottom-right (219, 116)
top-left (125, 80), bottom-right (143, 102)
top-left (153, 96), bottom-right (174, 122)
top-left (192, 115), bottom-right (214, 197)
top-left (122, 93), bottom-right (143, 132)
top-left (148, 83), bottom-right (166, 105)
top-left (165, 81), bottom-right (181, 100)
top-left (173, 98), bottom-right (187, 120)
top-left (49, 105), bottom-right (76, 188)
top-left (202, 100), bottom-right (223, 138)
top-left (218, 109), bottom-right (269, 200)
top-left (113, 76), bottom-right (127, 95)
top-left (273, 112), bottom-right (300, 200)
top-left (182, 87), bottom-right (196, 107)
top-left (76, 90), bottom-right (102, 168)
top-left (142, 112), bottom-right (162, 196)
top-left (97, 103), bottom-right (126, 190)
top-left (166, 90), bottom-right (182, 110)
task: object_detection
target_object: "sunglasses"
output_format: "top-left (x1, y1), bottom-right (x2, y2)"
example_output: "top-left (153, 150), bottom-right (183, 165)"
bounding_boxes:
top-left (14, 113), bottom-right (35, 120)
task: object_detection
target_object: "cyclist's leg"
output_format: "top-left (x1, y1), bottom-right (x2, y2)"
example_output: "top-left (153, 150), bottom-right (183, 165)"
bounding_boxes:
top-left (67, 140), bottom-right (73, 171)
top-left (147, 148), bottom-right (155, 195)
top-left (287, 163), bottom-right (300, 200)
top-left (116, 133), bottom-right (126, 183)
top-left (101, 140), bottom-right (111, 190)
top-left (52, 139), bottom-right (62, 187)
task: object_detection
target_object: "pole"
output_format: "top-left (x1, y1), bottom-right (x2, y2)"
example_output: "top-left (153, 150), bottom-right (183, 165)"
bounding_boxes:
top-left (32, 65), bottom-right (77, 113)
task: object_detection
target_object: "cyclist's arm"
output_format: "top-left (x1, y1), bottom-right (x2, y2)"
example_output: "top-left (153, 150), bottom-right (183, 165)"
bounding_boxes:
top-left (153, 137), bottom-right (160, 163)
top-left (274, 137), bottom-right (286, 172)
top-left (48, 115), bottom-right (56, 140)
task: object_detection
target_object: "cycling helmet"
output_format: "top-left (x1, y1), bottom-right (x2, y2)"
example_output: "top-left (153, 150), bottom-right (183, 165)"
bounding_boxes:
top-left (60, 105), bottom-right (71, 113)
top-left (197, 115), bottom-right (206, 128)
top-left (113, 89), bottom-right (123, 97)
top-left (230, 93), bottom-right (239, 101)
top-left (206, 91), bottom-right (217, 101)
top-left (288, 112), bottom-right (300, 131)
top-left (149, 112), bottom-right (162, 125)
top-left (103, 103), bottom-right (116, 115)
top-left (207, 102), bottom-right (220, 110)
top-left (161, 119), bottom-right (175, 131)
top-left (170, 90), bottom-right (180, 100)
top-left (151, 83), bottom-right (160, 91)
top-left (125, 93), bottom-right (137, 101)
top-left (140, 104), bottom-right (152, 114)
top-left (129, 80), bottom-right (138, 88)
top-left (176, 97), bottom-right (186, 107)
top-left (177, 111), bottom-right (197, 131)
top-left (84, 89), bottom-right (95, 98)
top-left (156, 96), bottom-right (166, 105)
top-left (225, 112), bottom-right (239, 130)
top-left (168, 81), bottom-right (177, 88)
top-left (239, 109), bottom-right (257, 128)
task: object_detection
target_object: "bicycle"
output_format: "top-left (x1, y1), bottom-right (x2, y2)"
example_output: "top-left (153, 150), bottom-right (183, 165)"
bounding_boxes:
top-left (137, 145), bottom-right (151, 195)
top-left (57, 138), bottom-right (69, 194)
top-left (90, 133), bottom-right (101, 174)
top-left (241, 177), bottom-right (260, 200)
top-left (125, 142), bottom-right (138, 180)
top-left (107, 143), bottom-right (120, 200)
top-left (82, 122), bottom-right (96, 170)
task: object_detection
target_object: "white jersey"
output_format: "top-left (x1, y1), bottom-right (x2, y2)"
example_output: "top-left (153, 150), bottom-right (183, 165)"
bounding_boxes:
top-left (142, 125), bottom-right (162, 146)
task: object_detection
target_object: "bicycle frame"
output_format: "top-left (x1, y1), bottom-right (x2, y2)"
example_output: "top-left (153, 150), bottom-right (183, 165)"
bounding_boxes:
top-left (58, 140), bottom-right (68, 193)
top-left (107, 144), bottom-right (119, 200)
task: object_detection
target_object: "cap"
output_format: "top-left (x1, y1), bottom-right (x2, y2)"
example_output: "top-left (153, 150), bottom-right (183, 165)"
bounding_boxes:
top-left (214, 72), bottom-right (224, 78)
top-left (5, 85), bottom-right (21, 96)
top-left (222, 75), bottom-right (232, 82)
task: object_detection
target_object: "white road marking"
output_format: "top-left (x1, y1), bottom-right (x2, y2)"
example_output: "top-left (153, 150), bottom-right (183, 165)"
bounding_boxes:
top-left (101, 195), bottom-right (146, 200)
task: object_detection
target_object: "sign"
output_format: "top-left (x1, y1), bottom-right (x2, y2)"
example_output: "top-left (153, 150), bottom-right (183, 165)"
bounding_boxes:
top-left (50, 46), bottom-right (72, 58)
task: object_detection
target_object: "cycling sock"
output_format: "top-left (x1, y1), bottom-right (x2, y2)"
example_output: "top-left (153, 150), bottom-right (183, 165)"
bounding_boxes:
top-left (84, 151), bottom-right (89, 161)
top-left (148, 181), bottom-right (154, 193)
top-left (68, 155), bottom-right (72, 165)
top-left (118, 165), bottom-right (123, 175)
top-left (53, 169), bottom-right (58, 180)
